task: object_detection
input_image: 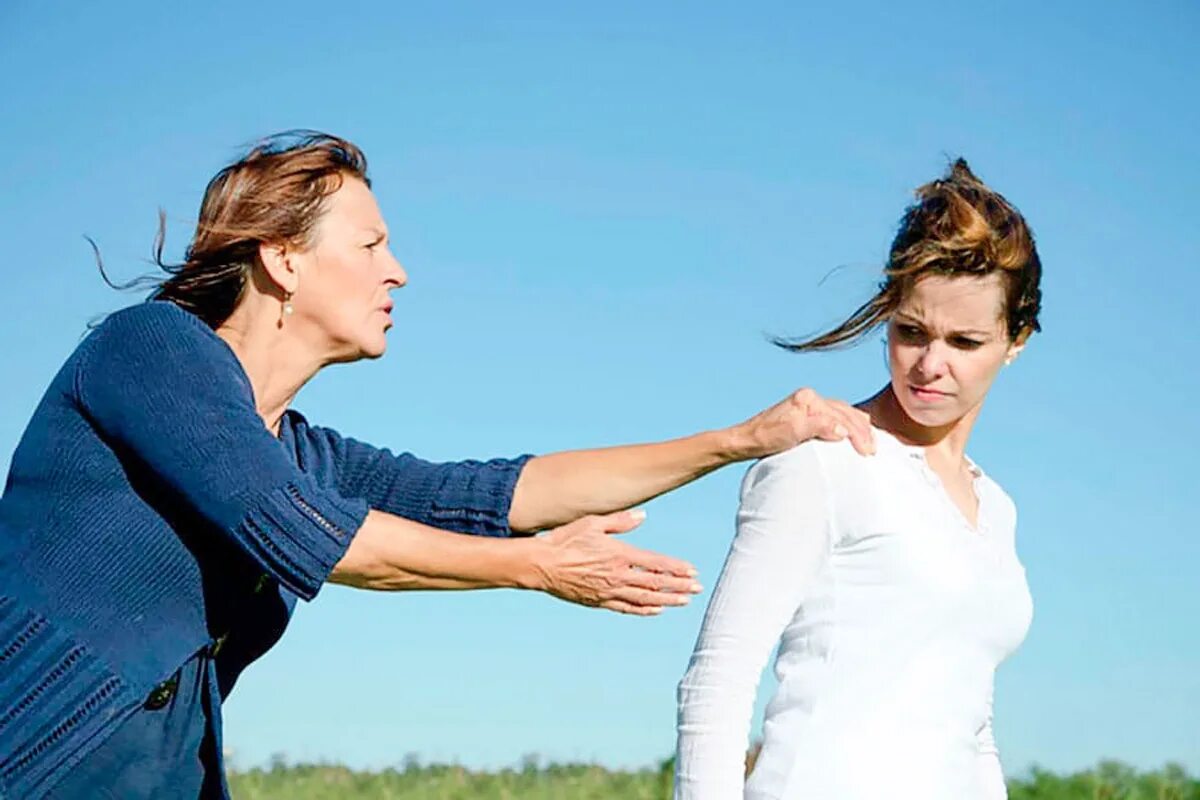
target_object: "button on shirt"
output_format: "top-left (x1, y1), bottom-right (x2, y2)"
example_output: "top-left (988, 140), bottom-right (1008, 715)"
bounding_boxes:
top-left (675, 430), bottom-right (1033, 800)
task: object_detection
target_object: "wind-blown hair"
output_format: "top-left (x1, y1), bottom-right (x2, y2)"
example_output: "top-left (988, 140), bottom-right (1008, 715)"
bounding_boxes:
top-left (777, 159), bottom-right (1041, 352)
top-left (95, 130), bottom-right (369, 328)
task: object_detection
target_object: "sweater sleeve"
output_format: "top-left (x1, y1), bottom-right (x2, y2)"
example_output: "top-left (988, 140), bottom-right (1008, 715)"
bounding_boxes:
top-left (675, 444), bottom-right (833, 799)
top-left (74, 302), bottom-right (369, 601)
top-left (296, 420), bottom-right (531, 538)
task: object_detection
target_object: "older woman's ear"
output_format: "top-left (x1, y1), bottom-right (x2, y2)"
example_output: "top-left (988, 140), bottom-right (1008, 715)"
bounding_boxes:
top-left (256, 242), bottom-right (300, 297)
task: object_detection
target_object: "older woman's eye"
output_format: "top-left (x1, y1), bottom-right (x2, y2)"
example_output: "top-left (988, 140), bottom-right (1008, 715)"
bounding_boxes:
top-left (895, 324), bottom-right (923, 341)
top-left (951, 336), bottom-right (984, 350)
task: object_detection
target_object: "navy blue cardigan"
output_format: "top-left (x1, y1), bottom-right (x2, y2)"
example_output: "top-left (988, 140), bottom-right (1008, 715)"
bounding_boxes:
top-left (0, 301), bottom-right (530, 796)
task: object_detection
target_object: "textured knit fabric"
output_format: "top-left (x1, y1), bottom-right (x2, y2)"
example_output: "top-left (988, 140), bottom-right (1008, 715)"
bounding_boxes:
top-left (42, 652), bottom-right (219, 800)
top-left (675, 430), bottom-right (1032, 799)
top-left (0, 301), bottom-right (531, 798)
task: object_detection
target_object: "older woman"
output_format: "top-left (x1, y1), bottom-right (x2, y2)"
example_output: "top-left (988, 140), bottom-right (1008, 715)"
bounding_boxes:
top-left (0, 132), bottom-right (872, 799)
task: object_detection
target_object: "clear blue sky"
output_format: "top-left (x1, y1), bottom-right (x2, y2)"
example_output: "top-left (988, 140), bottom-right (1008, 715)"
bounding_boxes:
top-left (1, 0), bottom-right (1196, 777)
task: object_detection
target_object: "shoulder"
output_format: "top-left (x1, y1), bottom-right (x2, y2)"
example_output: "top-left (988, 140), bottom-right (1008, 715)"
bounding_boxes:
top-left (94, 299), bottom-right (207, 337)
top-left (81, 301), bottom-right (224, 363)
top-left (743, 434), bottom-right (917, 518)
top-left (74, 301), bottom-right (252, 401)
top-left (740, 438), bottom-right (852, 499)
top-left (748, 434), bottom-right (880, 482)
top-left (90, 300), bottom-right (234, 358)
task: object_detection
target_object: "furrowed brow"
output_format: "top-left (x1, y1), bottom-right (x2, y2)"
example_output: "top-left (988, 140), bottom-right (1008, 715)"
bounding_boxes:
top-left (895, 312), bottom-right (992, 338)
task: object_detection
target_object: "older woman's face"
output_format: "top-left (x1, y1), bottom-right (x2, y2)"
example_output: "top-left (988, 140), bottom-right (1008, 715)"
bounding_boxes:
top-left (886, 273), bottom-right (1023, 429)
top-left (295, 177), bottom-right (406, 361)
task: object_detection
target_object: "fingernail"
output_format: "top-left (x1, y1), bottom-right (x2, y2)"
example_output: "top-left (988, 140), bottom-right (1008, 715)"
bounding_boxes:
top-left (686, 567), bottom-right (698, 577)
top-left (690, 582), bottom-right (703, 593)
top-left (629, 509), bottom-right (647, 521)
top-left (834, 424), bottom-right (848, 437)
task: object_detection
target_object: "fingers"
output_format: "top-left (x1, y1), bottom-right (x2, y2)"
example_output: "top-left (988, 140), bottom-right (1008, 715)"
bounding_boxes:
top-left (539, 513), bottom-right (703, 615)
top-left (596, 573), bottom-right (702, 616)
top-left (621, 543), bottom-right (697, 578)
top-left (826, 400), bottom-right (875, 456)
top-left (594, 511), bottom-right (698, 577)
top-left (806, 394), bottom-right (875, 456)
top-left (606, 554), bottom-right (702, 611)
top-left (624, 567), bottom-right (703, 596)
top-left (599, 599), bottom-right (662, 616)
top-left (613, 585), bottom-right (691, 608)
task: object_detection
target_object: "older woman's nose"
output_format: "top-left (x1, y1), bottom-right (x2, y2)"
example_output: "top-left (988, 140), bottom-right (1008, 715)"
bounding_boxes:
top-left (385, 249), bottom-right (408, 288)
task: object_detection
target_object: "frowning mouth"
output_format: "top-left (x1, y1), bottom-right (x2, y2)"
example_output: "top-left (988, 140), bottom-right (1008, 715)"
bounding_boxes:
top-left (910, 385), bottom-right (950, 401)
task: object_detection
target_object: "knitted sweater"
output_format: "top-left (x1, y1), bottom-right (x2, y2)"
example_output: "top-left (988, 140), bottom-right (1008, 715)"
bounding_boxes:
top-left (0, 301), bottom-right (529, 796)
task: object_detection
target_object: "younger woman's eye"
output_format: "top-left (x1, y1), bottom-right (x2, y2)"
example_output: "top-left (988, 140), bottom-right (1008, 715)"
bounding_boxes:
top-left (896, 324), bottom-right (923, 340)
top-left (951, 336), bottom-right (984, 350)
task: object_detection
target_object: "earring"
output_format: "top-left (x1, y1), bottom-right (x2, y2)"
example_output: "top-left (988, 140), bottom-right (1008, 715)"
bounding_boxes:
top-left (279, 292), bottom-right (294, 328)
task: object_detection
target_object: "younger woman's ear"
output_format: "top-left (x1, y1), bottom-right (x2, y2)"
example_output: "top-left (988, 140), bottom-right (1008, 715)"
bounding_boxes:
top-left (1005, 327), bottom-right (1031, 366)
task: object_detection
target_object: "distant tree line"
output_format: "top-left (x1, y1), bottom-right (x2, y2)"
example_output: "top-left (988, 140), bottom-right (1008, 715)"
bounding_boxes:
top-left (227, 755), bottom-right (1199, 799)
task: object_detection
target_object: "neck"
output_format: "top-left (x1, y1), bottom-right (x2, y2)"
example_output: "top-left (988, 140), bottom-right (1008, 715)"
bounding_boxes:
top-left (864, 385), bottom-right (982, 466)
top-left (215, 300), bottom-right (324, 436)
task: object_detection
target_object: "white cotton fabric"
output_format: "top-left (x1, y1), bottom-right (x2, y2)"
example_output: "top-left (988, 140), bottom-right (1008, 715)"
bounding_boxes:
top-left (675, 429), bottom-right (1032, 800)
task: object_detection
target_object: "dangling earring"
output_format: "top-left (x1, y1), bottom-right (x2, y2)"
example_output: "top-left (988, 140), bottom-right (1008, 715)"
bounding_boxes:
top-left (279, 291), bottom-right (294, 327)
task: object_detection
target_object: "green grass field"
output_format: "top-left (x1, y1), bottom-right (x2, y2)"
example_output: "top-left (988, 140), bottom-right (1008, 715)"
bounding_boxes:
top-left (227, 759), bottom-right (1199, 799)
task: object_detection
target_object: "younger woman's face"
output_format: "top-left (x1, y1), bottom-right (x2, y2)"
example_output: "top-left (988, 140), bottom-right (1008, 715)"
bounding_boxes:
top-left (886, 273), bottom-right (1024, 429)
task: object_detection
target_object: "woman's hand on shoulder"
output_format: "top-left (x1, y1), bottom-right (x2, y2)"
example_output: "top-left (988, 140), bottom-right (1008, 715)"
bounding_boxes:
top-left (726, 388), bottom-right (875, 460)
top-left (527, 509), bottom-right (702, 616)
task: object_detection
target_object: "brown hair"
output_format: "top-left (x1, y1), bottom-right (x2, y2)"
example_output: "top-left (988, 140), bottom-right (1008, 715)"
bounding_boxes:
top-left (776, 159), bottom-right (1041, 352)
top-left (96, 130), bottom-right (369, 328)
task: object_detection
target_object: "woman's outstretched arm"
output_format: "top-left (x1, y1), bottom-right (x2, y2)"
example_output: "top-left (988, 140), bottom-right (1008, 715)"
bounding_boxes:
top-left (330, 508), bottom-right (701, 615)
top-left (509, 388), bottom-right (873, 532)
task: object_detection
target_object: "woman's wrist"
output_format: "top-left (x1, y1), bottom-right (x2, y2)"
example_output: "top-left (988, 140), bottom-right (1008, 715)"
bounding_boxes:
top-left (707, 425), bottom-right (754, 464)
top-left (507, 536), bottom-right (549, 592)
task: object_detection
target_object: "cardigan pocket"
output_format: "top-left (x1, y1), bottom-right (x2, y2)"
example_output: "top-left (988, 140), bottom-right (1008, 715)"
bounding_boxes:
top-left (0, 595), bottom-right (141, 799)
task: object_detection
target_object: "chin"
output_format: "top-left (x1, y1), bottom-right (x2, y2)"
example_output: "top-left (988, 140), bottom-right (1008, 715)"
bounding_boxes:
top-left (360, 341), bottom-right (387, 359)
top-left (892, 393), bottom-right (961, 431)
top-left (368, 328), bottom-right (393, 356)
top-left (907, 410), bottom-right (960, 430)
top-left (339, 337), bottom-right (387, 362)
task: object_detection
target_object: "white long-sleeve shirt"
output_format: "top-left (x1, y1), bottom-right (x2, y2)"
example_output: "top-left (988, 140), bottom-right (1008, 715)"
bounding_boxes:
top-left (675, 430), bottom-right (1032, 800)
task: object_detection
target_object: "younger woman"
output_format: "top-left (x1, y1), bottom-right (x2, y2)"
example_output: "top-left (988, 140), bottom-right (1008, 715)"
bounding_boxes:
top-left (675, 160), bottom-right (1042, 799)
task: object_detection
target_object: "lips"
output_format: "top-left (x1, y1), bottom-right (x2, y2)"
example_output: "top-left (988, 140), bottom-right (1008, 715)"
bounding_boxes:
top-left (910, 385), bottom-right (949, 401)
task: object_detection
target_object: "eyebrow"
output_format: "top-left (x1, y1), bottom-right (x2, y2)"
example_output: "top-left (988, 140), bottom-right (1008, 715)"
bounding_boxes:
top-left (893, 312), bottom-right (994, 337)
